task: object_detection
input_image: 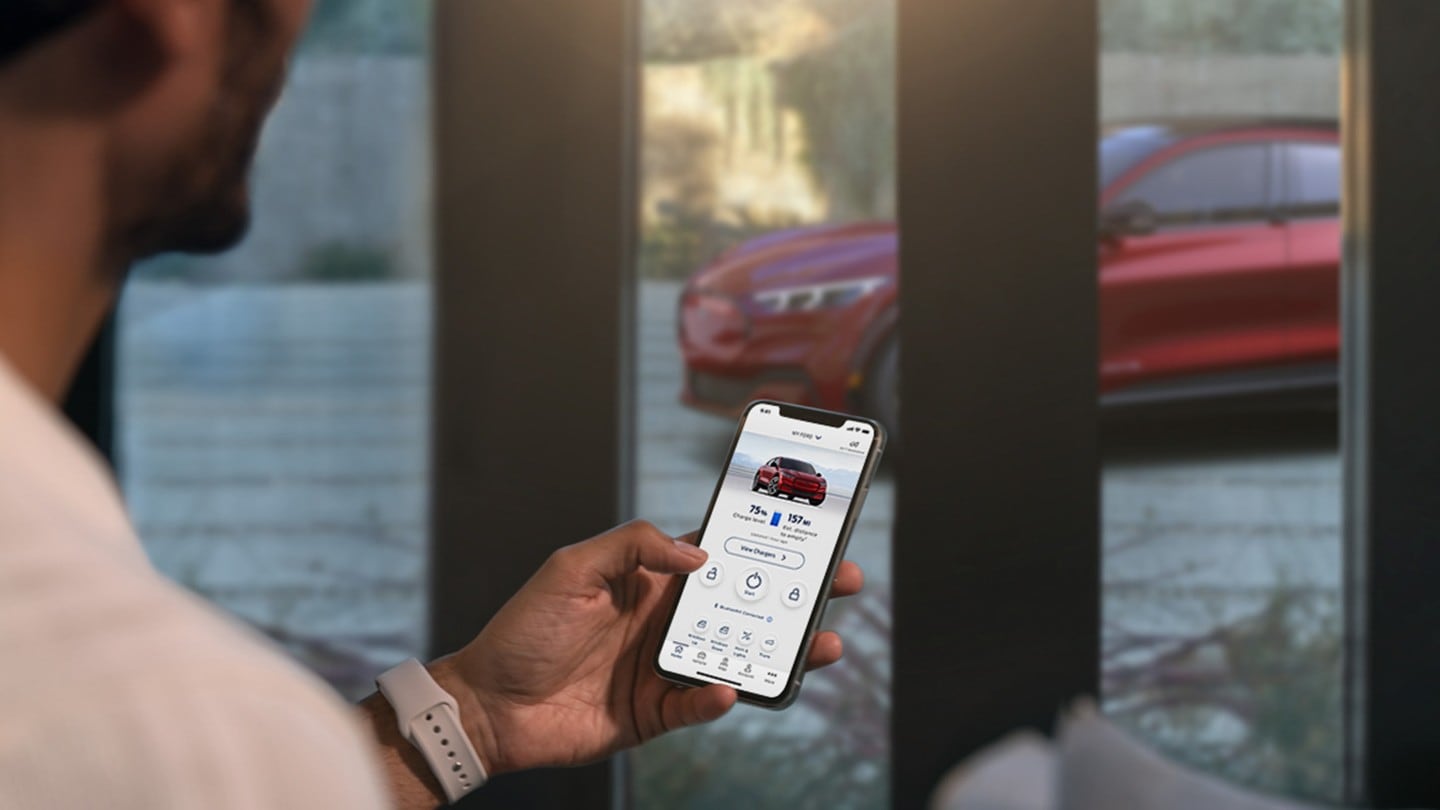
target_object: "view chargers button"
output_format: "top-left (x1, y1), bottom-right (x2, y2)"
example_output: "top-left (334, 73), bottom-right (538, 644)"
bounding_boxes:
top-left (724, 537), bottom-right (804, 570)
top-left (736, 567), bottom-right (769, 601)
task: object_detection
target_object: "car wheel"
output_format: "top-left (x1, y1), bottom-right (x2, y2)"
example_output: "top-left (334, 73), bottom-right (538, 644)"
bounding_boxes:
top-left (809, 496), bottom-right (825, 506)
top-left (768, 478), bottom-right (780, 496)
top-left (752, 473), bottom-right (762, 491)
top-left (865, 334), bottom-right (900, 448)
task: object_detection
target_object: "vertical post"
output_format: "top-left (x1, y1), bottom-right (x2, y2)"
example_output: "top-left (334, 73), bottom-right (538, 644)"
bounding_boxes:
top-left (430, 0), bottom-right (631, 805)
top-left (1343, 2), bottom-right (1440, 805)
top-left (894, 0), bottom-right (1099, 805)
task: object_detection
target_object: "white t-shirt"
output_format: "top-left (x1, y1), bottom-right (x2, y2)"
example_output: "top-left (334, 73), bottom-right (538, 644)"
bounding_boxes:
top-left (0, 356), bottom-right (390, 809)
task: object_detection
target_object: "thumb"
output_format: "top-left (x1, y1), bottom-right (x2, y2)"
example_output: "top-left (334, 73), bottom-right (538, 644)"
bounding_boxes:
top-left (661, 684), bottom-right (737, 732)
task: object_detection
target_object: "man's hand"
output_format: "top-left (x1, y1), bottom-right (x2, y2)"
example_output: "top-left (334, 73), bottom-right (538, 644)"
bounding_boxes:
top-left (432, 520), bottom-right (863, 777)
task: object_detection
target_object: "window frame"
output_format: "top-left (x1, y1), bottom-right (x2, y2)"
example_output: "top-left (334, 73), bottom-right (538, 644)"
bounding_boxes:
top-left (429, 0), bottom-right (635, 805)
top-left (1342, 0), bottom-right (1440, 805)
top-left (893, 0), bottom-right (1100, 804)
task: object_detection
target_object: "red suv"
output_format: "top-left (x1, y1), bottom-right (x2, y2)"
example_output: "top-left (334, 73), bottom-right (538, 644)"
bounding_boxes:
top-left (754, 457), bottom-right (827, 506)
top-left (679, 119), bottom-right (1341, 430)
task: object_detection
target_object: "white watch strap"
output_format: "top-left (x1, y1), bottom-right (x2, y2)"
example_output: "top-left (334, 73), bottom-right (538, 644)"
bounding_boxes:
top-left (376, 659), bottom-right (487, 803)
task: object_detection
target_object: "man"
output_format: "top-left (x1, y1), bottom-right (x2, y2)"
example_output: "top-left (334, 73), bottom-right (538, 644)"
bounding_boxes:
top-left (0, 0), bottom-right (864, 806)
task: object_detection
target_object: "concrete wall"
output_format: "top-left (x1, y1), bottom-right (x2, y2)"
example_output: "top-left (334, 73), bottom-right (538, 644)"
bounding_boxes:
top-left (1102, 53), bottom-right (1340, 122)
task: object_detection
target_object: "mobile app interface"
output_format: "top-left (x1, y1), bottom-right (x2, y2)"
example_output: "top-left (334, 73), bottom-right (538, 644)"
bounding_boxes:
top-left (661, 405), bottom-right (876, 699)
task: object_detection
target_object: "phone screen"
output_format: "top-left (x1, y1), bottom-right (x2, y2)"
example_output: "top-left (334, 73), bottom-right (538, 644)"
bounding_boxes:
top-left (656, 402), bottom-right (882, 704)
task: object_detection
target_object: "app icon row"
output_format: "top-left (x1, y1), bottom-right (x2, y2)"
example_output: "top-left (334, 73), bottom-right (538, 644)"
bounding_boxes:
top-left (691, 617), bottom-right (778, 652)
top-left (683, 648), bottom-right (779, 682)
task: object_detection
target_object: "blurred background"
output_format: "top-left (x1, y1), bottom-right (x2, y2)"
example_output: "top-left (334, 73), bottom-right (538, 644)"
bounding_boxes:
top-left (95, 0), bottom-right (1426, 807)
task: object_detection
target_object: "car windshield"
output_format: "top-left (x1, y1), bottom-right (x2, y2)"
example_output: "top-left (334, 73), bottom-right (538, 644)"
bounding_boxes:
top-left (779, 458), bottom-right (817, 474)
top-left (1100, 125), bottom-right (1180, 190)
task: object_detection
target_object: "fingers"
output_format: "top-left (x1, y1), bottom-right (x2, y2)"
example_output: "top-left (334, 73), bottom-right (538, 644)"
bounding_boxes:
top-left (557, 520), bottom-right (707, 581)
top-left (661, 683), bottom-right (737, 731)
top-left (830, 561), bottom-right (863, 599)
top-left (804, 631), bottom-right (844, 671)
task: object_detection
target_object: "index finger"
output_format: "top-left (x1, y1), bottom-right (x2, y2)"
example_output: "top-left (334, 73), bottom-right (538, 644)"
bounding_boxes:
top-left (557, 520), bottom-right (707, 582)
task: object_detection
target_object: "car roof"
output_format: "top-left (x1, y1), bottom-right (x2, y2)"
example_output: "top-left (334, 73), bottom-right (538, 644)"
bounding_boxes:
top-left (1104, 117), bottom-right (1339, 138)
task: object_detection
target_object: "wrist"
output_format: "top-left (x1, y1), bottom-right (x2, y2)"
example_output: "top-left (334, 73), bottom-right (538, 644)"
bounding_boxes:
top-left (427, 656), bottom-right (507, 779)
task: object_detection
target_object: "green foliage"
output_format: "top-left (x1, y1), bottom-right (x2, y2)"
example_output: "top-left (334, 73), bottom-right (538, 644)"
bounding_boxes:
top-left (639, 113), bottom-right (810, 279)
top-left (1101, 0), bottom-right (1342, 55)
top-left (644, 0), bottom-right (776, 62)
top-left (772, 4), bottom-right (895, 220)
top-left (296, 242), bottom-right (396, 282)
top-left (1108, 588), bottom-right (1343, 801)
top-left (643, 0), bottom-right (896, 254)
top-left (631, 595), bottom-right (890, 808)
top-left (632, 720), bottom-right (887, 809)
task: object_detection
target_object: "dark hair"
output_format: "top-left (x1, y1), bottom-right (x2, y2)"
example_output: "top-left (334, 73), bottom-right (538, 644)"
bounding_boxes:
top-left (1, 0), bottom-right (99, 65)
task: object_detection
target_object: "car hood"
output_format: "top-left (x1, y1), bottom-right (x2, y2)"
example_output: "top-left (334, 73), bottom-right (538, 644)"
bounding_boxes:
top-left (689, 221), bottom-right (898, 297)
top-left (783, 470), bottom-right (825, 487)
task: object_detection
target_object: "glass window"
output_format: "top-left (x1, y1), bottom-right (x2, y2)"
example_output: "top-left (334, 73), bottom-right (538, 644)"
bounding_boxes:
top-left (1113, 144), bottom-right (1270, 227)
top-left (1098, 0), bottom-right (1343, 802)
top-left (1100, 125), bottom-right (1181, 190)
top-left (630, 0), bottom-right (896, 806)
top-left (114, 0), bottom-right (433, 701)
top-left (1286, 142), bottom-right (1342, 217)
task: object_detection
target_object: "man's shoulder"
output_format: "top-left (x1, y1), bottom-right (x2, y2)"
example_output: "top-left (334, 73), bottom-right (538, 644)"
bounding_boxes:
top-left (0, 641), bottom-right (389, 809)
top-left (0, 548), bottom-right (389, 809)
top-left (0, 541), bottom-right (335, 706)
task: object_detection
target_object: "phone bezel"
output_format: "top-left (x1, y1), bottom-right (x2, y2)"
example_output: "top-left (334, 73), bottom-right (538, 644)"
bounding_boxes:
top-left (652, 399), bottom-right (886, 709)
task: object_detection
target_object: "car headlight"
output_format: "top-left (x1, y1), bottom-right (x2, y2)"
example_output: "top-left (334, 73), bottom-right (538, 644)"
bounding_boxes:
top-left (752, 276), bottom-right (888, 314)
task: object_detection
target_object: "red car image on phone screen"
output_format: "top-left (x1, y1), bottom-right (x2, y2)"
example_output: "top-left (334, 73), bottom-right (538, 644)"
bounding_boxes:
top-left (753, 456), bottom-right (828, 506)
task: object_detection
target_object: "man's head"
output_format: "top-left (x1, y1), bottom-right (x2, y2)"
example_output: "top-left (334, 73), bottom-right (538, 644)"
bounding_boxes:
top-left (0, 0), bottom-right (313, 260)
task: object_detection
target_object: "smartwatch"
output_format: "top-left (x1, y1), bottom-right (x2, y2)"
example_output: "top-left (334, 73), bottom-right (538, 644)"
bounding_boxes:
top-left (376, 658), bottom-right (487, 803)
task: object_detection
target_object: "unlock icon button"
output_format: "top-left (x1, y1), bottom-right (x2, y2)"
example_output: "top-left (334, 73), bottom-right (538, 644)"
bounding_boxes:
top-left (697, 561), bottom-right (724, 588)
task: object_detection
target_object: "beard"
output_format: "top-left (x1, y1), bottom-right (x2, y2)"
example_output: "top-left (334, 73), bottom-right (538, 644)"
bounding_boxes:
top-left (123, 3), bottom-right (284, 259)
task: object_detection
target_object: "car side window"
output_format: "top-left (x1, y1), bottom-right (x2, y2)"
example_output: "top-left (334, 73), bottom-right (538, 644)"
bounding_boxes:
top-left (1113, 143), bottom-right (1271, 229)
top-left (1284, 142), bottom-right (1341, 218)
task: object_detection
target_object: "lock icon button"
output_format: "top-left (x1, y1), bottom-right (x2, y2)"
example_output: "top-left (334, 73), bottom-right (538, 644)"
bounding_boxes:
top-left (782, 582), bottom-right (808, 609)
top-left (697, 561), bottom-right (724, 587)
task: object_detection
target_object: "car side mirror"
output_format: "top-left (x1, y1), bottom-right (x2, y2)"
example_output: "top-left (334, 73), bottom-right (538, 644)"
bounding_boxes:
top-left (1100, 199), bottom-right (1158, 240)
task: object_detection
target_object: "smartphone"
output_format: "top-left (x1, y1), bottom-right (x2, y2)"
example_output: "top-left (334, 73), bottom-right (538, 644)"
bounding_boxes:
top-left (654, 400), bottom-right (885, 709)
